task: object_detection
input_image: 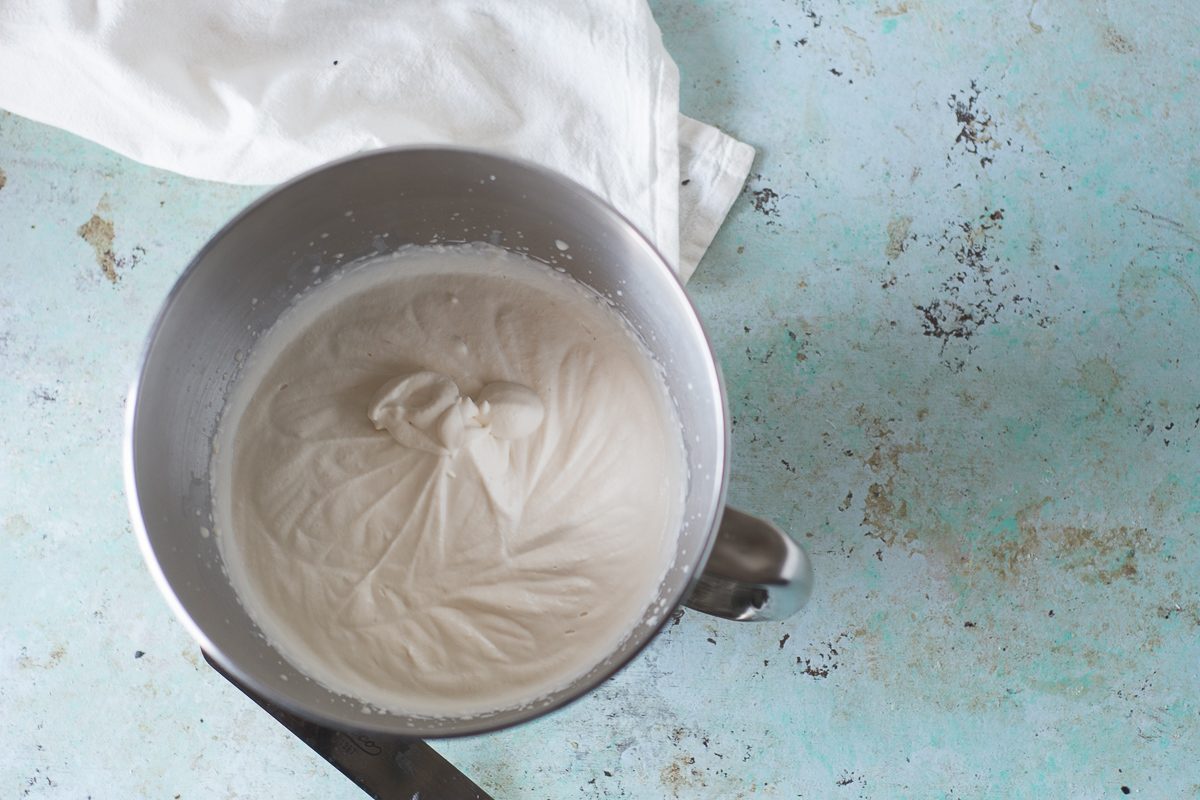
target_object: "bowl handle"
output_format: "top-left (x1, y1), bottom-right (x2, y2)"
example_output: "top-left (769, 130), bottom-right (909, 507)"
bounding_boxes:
top-left (683, 507), bottom-right (813, 621)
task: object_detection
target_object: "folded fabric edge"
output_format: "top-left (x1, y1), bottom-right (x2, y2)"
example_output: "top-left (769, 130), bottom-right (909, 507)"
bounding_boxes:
top-left (676, 115), bottom-right (756, 283)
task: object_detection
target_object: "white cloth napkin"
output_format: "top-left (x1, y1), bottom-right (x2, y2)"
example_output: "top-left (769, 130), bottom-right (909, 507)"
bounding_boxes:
top-left (0, 0), bottom-right (753, 281)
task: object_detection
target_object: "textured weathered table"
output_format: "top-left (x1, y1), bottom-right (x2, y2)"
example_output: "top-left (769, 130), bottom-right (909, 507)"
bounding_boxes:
top-left (3, 1), bottom-right (1197, 797)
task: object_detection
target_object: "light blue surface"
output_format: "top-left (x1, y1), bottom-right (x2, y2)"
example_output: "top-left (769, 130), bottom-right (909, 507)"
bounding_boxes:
top-left (2, 1), bottom-right (1198, 797)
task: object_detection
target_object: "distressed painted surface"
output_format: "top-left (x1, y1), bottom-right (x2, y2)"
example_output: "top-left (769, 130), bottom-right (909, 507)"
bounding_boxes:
top-left (1, 1), bottom-right (1197, 797)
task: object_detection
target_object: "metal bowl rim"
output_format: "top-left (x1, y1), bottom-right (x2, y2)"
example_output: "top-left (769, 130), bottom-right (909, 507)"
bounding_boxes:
top-left (123, 145), bottom-right (732, 737)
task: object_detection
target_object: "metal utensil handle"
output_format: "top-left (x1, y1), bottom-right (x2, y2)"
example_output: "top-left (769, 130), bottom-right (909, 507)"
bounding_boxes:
top-left (203, 652), bottom-right (492, 800)
top-left (683, 506), bottom-right (813, 621)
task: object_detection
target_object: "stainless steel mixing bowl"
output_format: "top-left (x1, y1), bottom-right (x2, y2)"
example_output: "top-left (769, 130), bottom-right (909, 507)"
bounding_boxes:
top-left (125, 147), bottom-right (811, 738)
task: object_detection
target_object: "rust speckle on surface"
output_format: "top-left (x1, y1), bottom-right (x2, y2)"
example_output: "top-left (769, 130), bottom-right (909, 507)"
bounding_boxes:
top-left (914, 207), bottom-right (1051, 370)
top-left (948, 80), bottom-right (999, 162)
top-left (76, 201), bottom-right (147, 283)
top-left (1104, 28), bottom-right (1136, 54)
top-left (1057, 525), bottom-right (1151, 584)
top-left (180, 647), bottom-right (201, 670)
top-left (4, 514), bottom-right (32, 537)
top-left (885, 215), bottom-right (912, 259)
top-left (48, 644), bottom-right (66, 667)
top-left (865, 440), bottom-right (920, 472)
top-left (854, 406), bottom-right (922, 545)
top-left (987, 497), bottom-right (1049, 579)
top-left (985, 498), bottom-right (1154, 583)
top-left (18, 644), bottom-right (67, 670)
top-left (1077, 357), bottom-right (1123, 400)
top-left (750, 186), bottom-right (780, 217)
top-left (1156, 599), bottom-right (1200, 626)
top-left (915, 209), bottom-right (1004, 344)
top-left (863, 479), bottom-right (909, 545)
top-left (77, 213), bottom-right (118, 283)
top-left (659, 755), bottom-right (699, 795)
top-left (798, 658), bottom-right (830, 678)
top-left (744, 172), bottom-right (782, 221)
top-left (0, 166), bottom-right (6, 190)
top-left (795, 633), bottom-right (851, 679)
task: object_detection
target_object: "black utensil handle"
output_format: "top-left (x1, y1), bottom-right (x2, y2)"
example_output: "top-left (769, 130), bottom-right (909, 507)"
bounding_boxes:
top-left (203, 651), bottom-right (493, 800)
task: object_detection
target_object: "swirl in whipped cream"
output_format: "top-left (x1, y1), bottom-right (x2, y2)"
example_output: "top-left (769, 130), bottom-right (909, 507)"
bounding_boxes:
top-left (213, 244), bottom-right (684, 716)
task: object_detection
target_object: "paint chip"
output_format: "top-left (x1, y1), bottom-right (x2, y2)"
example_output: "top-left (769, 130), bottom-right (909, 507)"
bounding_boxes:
top-left (77, 213), bottom-right (118, 283)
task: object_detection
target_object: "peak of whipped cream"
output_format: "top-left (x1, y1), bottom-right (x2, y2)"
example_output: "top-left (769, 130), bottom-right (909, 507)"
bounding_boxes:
top-left (367, 370), bottom-right (545, 455)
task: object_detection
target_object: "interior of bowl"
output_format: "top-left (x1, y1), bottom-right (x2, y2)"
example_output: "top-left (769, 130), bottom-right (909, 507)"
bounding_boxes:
top-left (126, 148), bottom-right (728, 736)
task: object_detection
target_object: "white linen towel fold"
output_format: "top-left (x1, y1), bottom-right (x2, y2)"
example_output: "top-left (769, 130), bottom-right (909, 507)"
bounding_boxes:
top-left (0, 0), bottom-right (753, 280)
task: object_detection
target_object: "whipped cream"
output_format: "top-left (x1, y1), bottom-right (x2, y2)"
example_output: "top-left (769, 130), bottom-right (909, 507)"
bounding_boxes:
top-left (367, 372), bottom-right (546, 456)
top-left (214, 245), bottom-right (684, 716)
